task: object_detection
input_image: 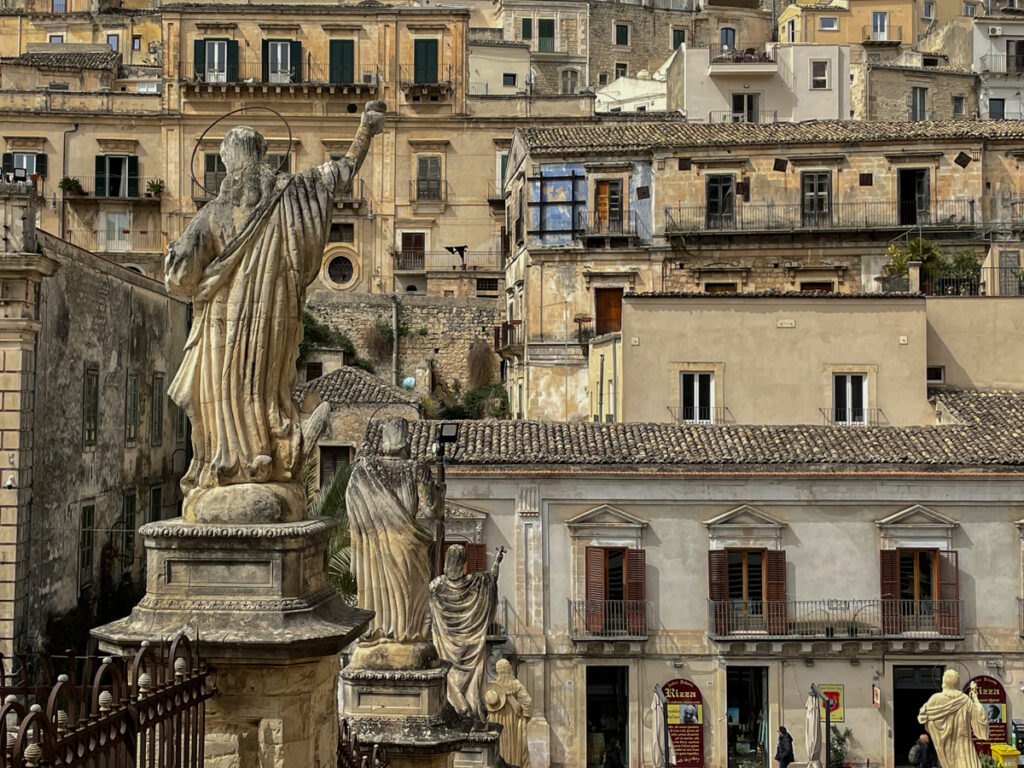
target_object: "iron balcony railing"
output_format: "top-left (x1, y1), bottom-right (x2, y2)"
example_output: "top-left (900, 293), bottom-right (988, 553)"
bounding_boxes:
top-left (393, 249), bottom-right (502, 272)
top-left (494, 321), bottom-right (524, 355)
top-left (921, 265), bottom-right (1024, 297)
top-left (708, 109), bottom-right (778, 123)
top-left (1018, 598), bottom-right (1024, 637)
top-left (66, 228), bottom-right (164, 254)
top-left (409, 179), bottom-right (450, 204)
top-left (399, 64), bottom-right (454, 89)
top-left (568, 599), bottom-right (653, 640)
top-left (488, 597), bottom-right (510, 640)
top-left (819, 407), bottom-right (887, 426)
top-left (580, 209), bottom-right (638, 237)
top-left (575, 317), bottom-right (595, 343)
top-left (665, 199), bottom-right (978, 234)
top-left (709, 44), bottom-right (777, 63)
top-left (64, 175), bottom-right (163, 199)
top-left (668, 405), bottom-right (731, 425)
top-left (537, 38), bottom-right (556, 53)
top-left (862, 24), bottom-right (903, 42)
top-left (487, 178), bottom-right (507, 202)
top-left (708, 599), bottom-right (963, 639)
top-left (182, 58), bottom-right (374, 85)
top-left (980, 54), bottom-right (1024, 74)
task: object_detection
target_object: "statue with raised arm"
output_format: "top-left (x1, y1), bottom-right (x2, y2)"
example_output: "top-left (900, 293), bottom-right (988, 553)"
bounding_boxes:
top-left (429, 544), bottom-right (504, 719)
top-left (165, 102), bottom-right (386, 524)
top-left (918, 669), bottom-right (988, 768)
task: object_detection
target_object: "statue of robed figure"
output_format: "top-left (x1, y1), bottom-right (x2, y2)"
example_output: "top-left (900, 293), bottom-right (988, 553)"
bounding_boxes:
top-left (918, 669), bottom-right (988, 768)
top-left (429, 543), bottom-right (504, 719)
top-left (164, 102), bottom-right (386, 524)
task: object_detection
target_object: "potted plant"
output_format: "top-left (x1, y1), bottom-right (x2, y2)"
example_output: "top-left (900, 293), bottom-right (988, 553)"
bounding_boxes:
top-left (145, 178), bottom-right (165, 198)
top-left (58, 176), bottom-right (83, 195)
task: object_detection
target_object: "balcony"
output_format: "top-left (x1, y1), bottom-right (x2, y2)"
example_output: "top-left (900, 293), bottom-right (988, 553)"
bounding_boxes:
top-left (708, 110), bottom-right (778, 123)
top-left (819, 407), bottom-right (887, 426)
top-left (668, 405), bottom-right (732, 425)
top-left (488, 598), bottom-right (510, 641)
top-left (399, 65), bottom-right (454, 96)
top-left (494, 321), bottom-right (524, 359)
top-left (392, 250), bottom-right (502, 272)
top-left (180, 60), bottom-right (380, 94)
top-left (921, 265), bottom-right (1024, 296)
top-left (409, 179), bottom-right (450, 207)
top-left (708, 599), bottom-right (962, 640)
top-left (578, 210), bottom-right (640, 247)
top-left (487, 178), bottom-right (506, 208)
top-left (66, 228), bottom-right (163, 254)
top-left (569, 599), bottom-right (652, 641)
top-left (708, 44), bottom-right (778, 75)
top-left (62, 176), bottom-right (163, 202)
top-left (664, 199), bottom-right (979, 236)
top-left (862, 25), bottom-right (903, 44)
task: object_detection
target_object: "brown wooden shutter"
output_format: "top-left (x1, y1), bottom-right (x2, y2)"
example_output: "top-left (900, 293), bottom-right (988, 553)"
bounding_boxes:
top-left (880, 549), bottom-right (901, 635)
top-left (708, 550), bottom-right (729, 635)
top-left (585, 546), bottom-right (607, 635)
top-left (937, 550), bottom-right (960, 636)
top-left (465, 543), bottom-right (487, 573)
top-left (624, 548), bottom-right (647, 635)
top-left (764, 550), bottom-right (787, 635)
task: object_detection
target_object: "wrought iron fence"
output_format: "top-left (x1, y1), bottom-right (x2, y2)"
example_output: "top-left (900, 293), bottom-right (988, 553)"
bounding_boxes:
top-left (707, 599), bottom-right (962, 639)
top-left (0, 636), bottom-right (210, 767)
top-left (579, 209), bottom-right (638, 237)
top-left (392, 249), bottom-right (501, 272)
top-left (568, 599), bottom-right (652, 640)
top-left (709, 44), bottom-right (777, 63)
top-left (667, 406), bottom-right (731, 425)
top-left (399, 65), bottom-right (453, 89)
top-left (819, 407), bottom-right (887, 426)
top-left (922, 266), bottom-right (1024, 296)
top-left (65, 228), bottom-right (164, 254)
top-left (338, 719), bottom-right (388, 768)
top-left (62, 176), bottom-right (163, 200)
top-left (708, 110), bottom-right (778, 123)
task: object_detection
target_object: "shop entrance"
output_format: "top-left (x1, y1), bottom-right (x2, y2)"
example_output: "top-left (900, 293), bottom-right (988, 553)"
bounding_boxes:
top-left (586, 666), bottom-right (629, 768)
top-left (893, 665), bottom-right (942, 766)
top-left (727, 666), bottom-right (769, 768)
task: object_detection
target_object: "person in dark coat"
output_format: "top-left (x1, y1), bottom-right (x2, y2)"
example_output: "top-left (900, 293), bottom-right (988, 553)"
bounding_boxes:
top-left (604, 739), bottom-right (626, 768)
top-left (775, 726), bottom-right (796, 768)
top-left (912, 733), bottom-right (932, 768)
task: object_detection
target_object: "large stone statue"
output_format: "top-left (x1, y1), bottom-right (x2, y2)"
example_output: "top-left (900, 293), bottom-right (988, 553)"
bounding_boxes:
top-left (164, 102), bottom-right (386, 524)
top-left (918, 669), bottom-right (988, 768)
top-left (484, 659), bottom-right (533, 768)
top-left (346, 418), bottom-right (442, 661)
top-left (429, 543), bottom-right (504, 719)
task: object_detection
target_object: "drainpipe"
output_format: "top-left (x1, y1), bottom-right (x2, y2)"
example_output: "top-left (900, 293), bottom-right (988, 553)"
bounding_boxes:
top-left (597, 353), bottom-right (605, 421)
top-left (864, 60), bottom-right (872, 120)
top-left (391, 294), bottom-right (399, 386)
top-left (60, 122), bottom-right (79, 239)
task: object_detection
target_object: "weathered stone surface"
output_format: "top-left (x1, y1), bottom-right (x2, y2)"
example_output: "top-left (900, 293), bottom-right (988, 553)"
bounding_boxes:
top-left (485, 659), bottom-right (532, 768)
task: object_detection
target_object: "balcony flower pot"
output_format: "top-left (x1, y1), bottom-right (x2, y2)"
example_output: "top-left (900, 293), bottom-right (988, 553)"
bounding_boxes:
top-left (58, 176), bottom-right (84, 196)
top-left (146, 179), bottom-right (165, 198)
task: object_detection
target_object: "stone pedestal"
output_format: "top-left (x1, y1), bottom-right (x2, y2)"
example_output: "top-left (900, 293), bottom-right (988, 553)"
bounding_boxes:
top-left (93, 517), bottom-right (372, 768)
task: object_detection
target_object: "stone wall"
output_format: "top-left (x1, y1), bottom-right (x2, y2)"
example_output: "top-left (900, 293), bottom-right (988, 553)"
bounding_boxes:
top-left (588, 3), bottom-right (694, 84)
top-left (306, 290), bottom-right (503, 394)
top-left (866, 66), bottom-right (978, 121)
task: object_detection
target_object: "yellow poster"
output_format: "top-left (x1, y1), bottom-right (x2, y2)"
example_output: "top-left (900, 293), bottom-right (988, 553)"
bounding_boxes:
top-left (818, 685), bottom-right (845, 723)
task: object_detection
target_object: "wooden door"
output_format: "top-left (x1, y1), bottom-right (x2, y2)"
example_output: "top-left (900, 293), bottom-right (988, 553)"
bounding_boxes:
top-left (595, 287), bottom-right (623, 335)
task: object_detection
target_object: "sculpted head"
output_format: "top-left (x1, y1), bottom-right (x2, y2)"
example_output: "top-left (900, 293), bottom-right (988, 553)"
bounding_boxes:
top-left (380, 418), bottom-right (411, 459)
top-left (496, 659), bottom-right (514, 681)
top-left (220, 126), bottom-right (267, 173)
top-left (444, 544), bottom-right (467, 579)
top-left (942, 669), bottom-right (961, 691)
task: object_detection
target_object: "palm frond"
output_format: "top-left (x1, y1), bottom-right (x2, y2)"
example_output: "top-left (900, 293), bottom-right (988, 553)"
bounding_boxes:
top-left (304, 460), bottom-right (356, 601)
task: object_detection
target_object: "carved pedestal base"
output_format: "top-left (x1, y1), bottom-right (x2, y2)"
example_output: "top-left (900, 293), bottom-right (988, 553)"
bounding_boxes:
top-left (93, 516), bottom-right (372, 768)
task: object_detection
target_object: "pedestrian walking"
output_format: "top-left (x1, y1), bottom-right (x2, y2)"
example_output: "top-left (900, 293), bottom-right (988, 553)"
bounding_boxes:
top-left (776, 726), bottom-right (796, 768)
top-left (909, 733), bottom-right (931, 768)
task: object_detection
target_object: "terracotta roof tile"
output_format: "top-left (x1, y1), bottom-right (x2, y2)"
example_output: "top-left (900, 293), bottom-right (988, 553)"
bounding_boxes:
top-left (295, 366), bottom-right (419, 408)
top-left (4, 51), bottom-right (120, 70)
top-left (930, 389), bottom-right (1024, 432)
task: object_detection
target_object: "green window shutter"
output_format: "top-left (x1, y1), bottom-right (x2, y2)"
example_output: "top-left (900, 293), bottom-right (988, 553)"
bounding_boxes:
top-left (521, 18), bottom-right (532, 39)
top-left (35, 153), bottom-right (47, 178)
top-left (261, 39), bottom-right (270, 82)
top-left (193, 38), bottom-right (205, 79)
top-left (538, 18), bottom-right (554, 38)
top-left (226, 40), bottom-right (239, 82)
top-left (126, 155), bottom-right (139, 197)
top-left (414, 39), bottom-right (438, 84)
top-left (330, 39), bottom-right (354, 84)
top-left (94, 155), bottom-right (107, 197)
top-left (290, 40), bottom-right (302, 82)
top-left (1, 154), bottom-right (12, 176)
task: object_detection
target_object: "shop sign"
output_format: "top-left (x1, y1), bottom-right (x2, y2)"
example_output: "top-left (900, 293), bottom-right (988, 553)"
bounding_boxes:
top-left (663, 678), bottom-right (704, 768)
top-left (818, 685), bottom-right (845, 723)
top-left (965, 675), bottom-right (1007, 755)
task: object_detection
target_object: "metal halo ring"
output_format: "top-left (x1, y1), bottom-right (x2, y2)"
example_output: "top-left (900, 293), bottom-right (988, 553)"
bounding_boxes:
top-left (189, 105), bottom-right (293, 194)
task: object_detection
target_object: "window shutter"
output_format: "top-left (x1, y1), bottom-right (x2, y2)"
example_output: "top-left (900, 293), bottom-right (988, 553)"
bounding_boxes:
top-left (708, 550), bottom-right (729, 635)
top-left (329, 39), bottom-right (354, 84)
top-left (226, 40), bottom-right (239, 82)
top-left (937, 550), bottom-right (960, 635)
top-left (880, 549), bottom-right (901, 635)
top-left (193, 38), bottom-right (205, 80)
top-left (126, 155), bottom-right (139, 198)
top-left (94, 155), bottom-right (106, 198)
top-left (261, 39), bottom-right (270, 82)
top-left (290, 40), bottom-right (302, 82)
top-left (319, 447), bottom-right (336, 486)
top-left (584, 546), bottom-right (606, 634)
top-left (35, 153), bottom-right (47, 178)
top-left (765, 550), bottom-right (787, 634)
top-left (624, 548), bottom-right (647, 635)
top-left (1, 154), bottom-right (12, 176)
top-left (465, 543), bottom-right (487, 573)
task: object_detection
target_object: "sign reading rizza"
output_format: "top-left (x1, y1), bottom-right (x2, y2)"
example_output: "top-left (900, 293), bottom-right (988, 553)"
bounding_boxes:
top-left (965, 675), bottom-right (1007, 755)
top-left (663, 678), bottom-right (704, 768)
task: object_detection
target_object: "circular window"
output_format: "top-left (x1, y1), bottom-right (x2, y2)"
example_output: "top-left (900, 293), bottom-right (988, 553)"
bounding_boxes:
top-left (346, 103), bottom-right (358, 114)
top-left (327, 256), bottom-right (354, 285)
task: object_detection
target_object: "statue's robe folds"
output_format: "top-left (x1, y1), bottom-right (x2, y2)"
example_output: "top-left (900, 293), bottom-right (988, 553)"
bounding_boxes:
top-left (918, 691), bottom-right (988, 768)
top-left (428, 569), bottom-right (498, 719)
top-left (165, 161), bottom-right (351, 491)
top-left (347, 457), bottom-right (436, 643)
top-left (487, 678), bottom-right (532, 768)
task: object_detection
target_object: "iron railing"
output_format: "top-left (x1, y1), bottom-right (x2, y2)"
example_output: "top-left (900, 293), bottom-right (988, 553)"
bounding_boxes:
top-left (569, 599), bottom-right (652, 639)
top-left (409, 179), bottom-right (450, 204)
top-left (338, 719), bottom-right (388, 768)
top-left (494, 321), bottom-right (524, 355)
top-left (1019, 598), bottom-right (1024, 638)
top-left (664, 199), bottom-right (978, 234)
top-left (65, 228), bottom-right (164, 254)
top-left (709, 44), bottom-right (777, 63)
top-left (862, 24), bottom-right (903, 42)
top-left (819, 407), bottom-right (887, 426)
top-left (181, 59), bottom-right (359, 85)
top-left (668, 405), bottom-right (731, 425)
top-left (708, 110), bottom-right (778, 123)
top-left (537, 38), bottom-right (556, 53)
top-left (575, 317), bottom-right (595, 343)
top-left (399, 64), bottom-right (453, 89)
top-left (580, 209), bottom-right (638, 237)
top-left (980, 54), bottom-right (1024, 74)
top-left (392, 250), bottom-right (502, 271)
top-left (708, 599), bottom-right (963, 639)
top-left (63, 176), bottom-right (163, 199)
top-left (487, 178), bottom-right (506, 202)
top-left (0, 637), bottom-right (210, 767)
top-left (921, 266), bottom-right (1024, 296)
top-left (488, 598), bottom-right (510, 640)
top-left (337, 178), bottom-right (366, 206)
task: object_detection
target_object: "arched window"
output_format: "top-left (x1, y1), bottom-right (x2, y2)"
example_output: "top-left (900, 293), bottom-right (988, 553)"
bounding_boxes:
top-left (720, 27), bottom-right (736, 50)
top-left (561, 69), bottom-right (579, 94)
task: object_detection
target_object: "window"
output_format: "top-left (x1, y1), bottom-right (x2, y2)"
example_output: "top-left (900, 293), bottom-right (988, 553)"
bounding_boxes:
top-left (801, 171), bottom-right (831, 225)
top-left (194, 38), bottom-right (237, 83)
top-left (442, 541), bottom-right (488, 573)
top-left (615, 23), bottom-right (629, 46)
top-left (811, 60), bottom-right (830, 89)
top-left (561, 69), bottom-right (579, 94)
top-left (964, 2), bottom-right (976, 14)
top-left (329, 222), bottom-right (355, 243)
top-left (832, 373), bottom-right (866, 425)
top-left (415, 156), bottom-right (442, 200)
top-left (786, 20), bottom-right (795, 43)
top-left (880, 549), bottom-right (960, 634)
top-left (6, 153), bottom-right (36, 177)
top-left (927, 366), bottom-right (945, 383)
top-left (503, 72), bottom-right (517, 87)
top-left (137, 81), bottom-right (159, 93)
top-left (599, 73), bottom-right (608, 85)
top-left (672, 28), bottom-right (686, 48)
top-left (720, 27), bottom-right (736, 50)
top-left (923, 56), bottom-right (939, 67)
top-left (800, 281), bottom-right (834, 292)
top-left (319, 445), bottom-right (351, 487)
top-left (706, 174), bottom-right (735, 228)
top-left (584, 546), bottom-right (647, 636)
top-left (132, 35), bottom-right (142, 51)
top-left (122, 489), bottom-right (137, 565)
top-left (679, 371), bottom-right (713, 423)
top-left (708, 549), bottom-right (786, 634)
top-left (79, 504), bottom-right (95, 591)
top-left (204, 152), bottom-right (226, 192)
top-left (306, 362), bottom-right (323, 381)
top-left (150, 484), bottom-right (162, 524)
top-left (923, 1), bottom-right (934, 17)
top-left (329, 39), bottom-right (355, 84)
top-left (819, 17), bottom-right (838, 30)
top-left (538, 18), bottom-right (555, 52)
top-left (83, 366), bottom-right (98, 446)
top-left (151, 373), bottom-right (164, 446)
top-left (48, 34), bottom-right (64, 43)
top-left (125, 372), bottom-right (138, 442)
top-left (990, 98), bottom-right (1005, 119)
top-left (731, 93), bottom-right (758, 122)
top-left (176, 406), bottom-right (187, 443)
top-left (51, 0), bottom-right (65, 11)
top-left (704, 282), bottom-right (737, 293)
top-left (870, 11), bottom-right (889, 41)
top-left (413, 38), bottom-right (439, 84)
top-left (952, 95), bottom-right (965, 116)
top-left (521, 17), bottom-right (533, 40)
top-left (107, 33), bottom-right (119, 51)
top-left (103, 211), bottom-right (128, 252)
top-left (859, 172), bottom-right (873, 186)
top-left (614, 62), bottom-right (628, 79)
top-left (911, 86), bottom-right (927, 120)
top-left (327, 255), bottom-right (354, 285)
top-left (476, 278), bottom-right (499, 295)
top-left (595, 287), bottom-right (623, 335)
top-left (95, 154), bottom-right (139, 197)
top-left (594, 179), bottom-right (623, 233)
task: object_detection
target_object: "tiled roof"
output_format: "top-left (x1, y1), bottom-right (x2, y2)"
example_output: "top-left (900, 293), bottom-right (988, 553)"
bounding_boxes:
top-left (517, 119), bottom-right (1024, 154)
top-left (469, 39), bottom-right (531, 49)
top-left (360, 418), bottom-right (1024, 471)
top-left (930, 389), bottom-right (1024, 431)
top-left (295, 366), bottom-right (419, 408)
top-left (871, 64), bottom-right (977, 77)
top-left (4, 51), bottom-right (120, 70)
top-left (628, 290), bottom-right (922, 299)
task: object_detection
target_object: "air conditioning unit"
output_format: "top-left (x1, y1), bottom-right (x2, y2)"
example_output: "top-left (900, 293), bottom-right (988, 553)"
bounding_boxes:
top-left (990, 25), bottom-right (1003, 35)
top-left (362, 72), bottom-right (378, 85)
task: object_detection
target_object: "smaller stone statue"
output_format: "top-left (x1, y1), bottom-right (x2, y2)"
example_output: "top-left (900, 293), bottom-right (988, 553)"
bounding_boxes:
top-left (429, 544), bottom-right (504, 719)
top-left (918, 669), bottom-right (987, 768)
top-left (484, 659), bottom-right (532, 768)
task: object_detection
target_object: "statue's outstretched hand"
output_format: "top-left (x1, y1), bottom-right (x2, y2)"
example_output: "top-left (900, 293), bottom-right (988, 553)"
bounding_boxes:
top-left (362, 101), bottom-right (387, 137)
